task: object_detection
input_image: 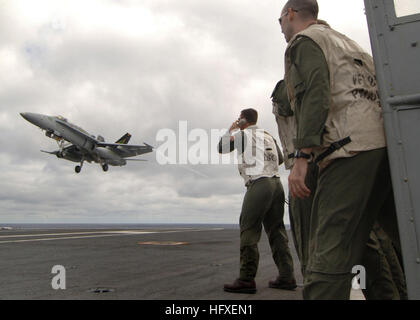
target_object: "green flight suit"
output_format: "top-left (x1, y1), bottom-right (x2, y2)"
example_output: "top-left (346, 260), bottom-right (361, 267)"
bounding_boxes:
top-left (218, 130), bottom-right (296, 283)
top-left (303, 148), bottom-right (402, 300)
top-left (240, 177), bottom-right (295, 282)
top-left (363, 223), bottom-right (408, 300)
top-left (288, 162), bottom-right (318, 279)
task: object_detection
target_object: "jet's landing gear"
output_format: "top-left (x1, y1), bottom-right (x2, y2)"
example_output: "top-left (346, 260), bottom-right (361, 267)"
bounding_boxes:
top-left (75, 160), bottom-right (84, 174)
top-left (102, 164), bottom-right (109, 172)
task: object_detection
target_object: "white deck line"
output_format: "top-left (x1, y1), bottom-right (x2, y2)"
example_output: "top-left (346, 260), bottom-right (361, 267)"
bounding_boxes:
top-left (0, 228), bottom-right (225, 244)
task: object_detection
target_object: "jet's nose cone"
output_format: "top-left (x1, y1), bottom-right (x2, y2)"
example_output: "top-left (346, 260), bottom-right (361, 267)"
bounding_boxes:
top-left (20, 112), bottom-right (37, 124)
top-left (20, 112), bottom-right (47, 129)
top-left (20, 112), bottom-right (33, 123)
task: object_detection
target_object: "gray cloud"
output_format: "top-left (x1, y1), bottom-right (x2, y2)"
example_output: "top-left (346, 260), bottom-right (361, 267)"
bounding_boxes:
top-left (0, 0), bottom-right (370, 224)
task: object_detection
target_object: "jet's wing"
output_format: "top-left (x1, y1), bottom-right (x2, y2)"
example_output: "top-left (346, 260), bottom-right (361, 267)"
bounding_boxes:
top-left (97, 142), bottom-right (154, 157)
top-left (56, 119), bottom-right (97, 143)
top-left (56, 118), bottom-right (153, 157)
top-left (41, 144), bottom-right (95, 163)
top-left (41, 144), bottom-right (77, 155)
top-left (41, 150), bottom-right (60, 156)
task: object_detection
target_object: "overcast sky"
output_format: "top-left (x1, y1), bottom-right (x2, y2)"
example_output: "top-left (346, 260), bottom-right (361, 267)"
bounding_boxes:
top-left (0, 0), bottom-right (388, 224)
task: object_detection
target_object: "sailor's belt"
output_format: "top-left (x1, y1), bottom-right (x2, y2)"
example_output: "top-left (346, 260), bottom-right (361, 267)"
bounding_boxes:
top-left (246, 176), bottom-right (279, 188)
top-left (287, 152), bottom-right (315, 163)
top-left (314, 137), bottom-right (352, 164)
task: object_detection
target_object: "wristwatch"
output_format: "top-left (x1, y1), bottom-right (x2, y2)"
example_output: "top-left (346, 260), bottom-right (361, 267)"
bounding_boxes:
top-left (294, 150), bottom-right (312, 160)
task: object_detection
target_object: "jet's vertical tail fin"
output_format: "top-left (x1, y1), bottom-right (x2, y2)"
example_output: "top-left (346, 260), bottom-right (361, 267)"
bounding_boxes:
top-left (115, 133), bottom-right (131, 144)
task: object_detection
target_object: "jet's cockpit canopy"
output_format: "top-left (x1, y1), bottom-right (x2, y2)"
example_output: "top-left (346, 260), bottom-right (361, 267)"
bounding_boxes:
top-left (57, 115), bottom-right (68, 122)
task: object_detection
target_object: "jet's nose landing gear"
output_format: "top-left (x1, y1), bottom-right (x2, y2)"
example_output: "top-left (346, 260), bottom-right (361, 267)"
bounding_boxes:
top-left (102, 164), bottom-right (109, 172)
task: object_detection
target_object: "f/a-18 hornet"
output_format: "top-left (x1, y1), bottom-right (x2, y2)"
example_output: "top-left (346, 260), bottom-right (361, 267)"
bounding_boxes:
top-left (20, 112), bottom-right (153, 173)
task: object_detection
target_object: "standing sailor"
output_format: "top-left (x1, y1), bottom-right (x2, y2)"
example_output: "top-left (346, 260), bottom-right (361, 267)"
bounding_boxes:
top-left (278, 0), bottom-right (404, 299)
top-left (271, 78), bottom-right (407, 299)
top-left (218, 108), bottom-right (296, 294)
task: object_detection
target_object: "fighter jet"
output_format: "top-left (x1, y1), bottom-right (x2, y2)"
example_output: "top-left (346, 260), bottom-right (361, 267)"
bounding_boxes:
top-left (20, 112), bottom-right (153, 173)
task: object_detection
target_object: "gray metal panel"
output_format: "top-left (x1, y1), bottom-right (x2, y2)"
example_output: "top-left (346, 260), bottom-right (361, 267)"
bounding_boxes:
top-left (373, 1), bottom-right (420, 96)
top-left (365, 0), bottom-right (420, 299)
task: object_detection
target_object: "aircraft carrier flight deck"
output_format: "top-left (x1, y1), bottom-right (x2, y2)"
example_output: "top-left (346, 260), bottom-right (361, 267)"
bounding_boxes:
top-left (0, 224), bottom-right (365, 300)
top-left (0, 225), bottom-right (306, 300)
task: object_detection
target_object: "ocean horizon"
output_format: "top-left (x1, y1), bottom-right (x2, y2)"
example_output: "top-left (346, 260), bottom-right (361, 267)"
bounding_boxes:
top-left (0, 223), bottom-right (291, 230)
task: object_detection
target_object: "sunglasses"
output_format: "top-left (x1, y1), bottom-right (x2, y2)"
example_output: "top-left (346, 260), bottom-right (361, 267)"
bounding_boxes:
top-left (278, 9), bottom-right (299, 24)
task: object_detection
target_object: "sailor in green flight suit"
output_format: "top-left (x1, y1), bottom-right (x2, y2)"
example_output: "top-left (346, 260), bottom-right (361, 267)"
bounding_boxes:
top-left (218, 108), bottom-right (297, 294)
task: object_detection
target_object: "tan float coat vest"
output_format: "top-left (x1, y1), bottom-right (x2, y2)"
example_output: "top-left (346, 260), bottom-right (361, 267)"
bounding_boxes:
top-left (238, 126), bottom-right (282, 186)
top-left (272, 103), bottom-right (296, 170)
top-left (285, 24), bottom-right (386, 168)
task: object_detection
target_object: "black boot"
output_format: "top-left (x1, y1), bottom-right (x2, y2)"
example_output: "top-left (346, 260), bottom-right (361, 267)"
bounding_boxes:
top-left (224, 279), bottom-right (257, 294)
top-left (268, 277), bottom-right (297, 290)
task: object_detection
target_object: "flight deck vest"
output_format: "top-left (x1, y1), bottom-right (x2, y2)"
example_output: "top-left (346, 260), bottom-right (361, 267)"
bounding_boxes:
top-left (271, 80), bottom-right (297, 170)
top-left (273, 108), bottom-right (296, 170)
top-left (238, 125), bottom-right (282, 186)
top-left (284, 24), bottom-right (386, 168)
